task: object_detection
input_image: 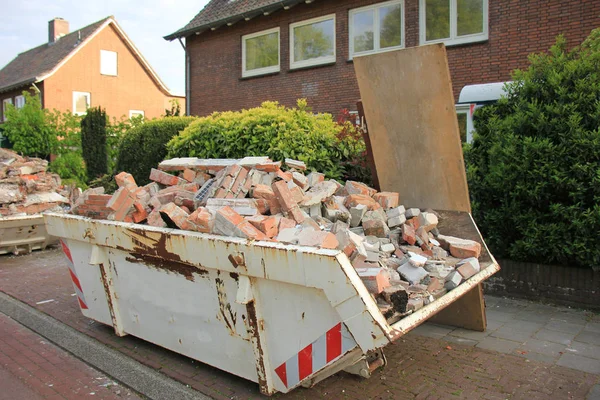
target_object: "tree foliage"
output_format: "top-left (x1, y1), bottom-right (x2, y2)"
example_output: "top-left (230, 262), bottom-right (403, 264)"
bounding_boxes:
top-left (3, 91), bottom-right (56, 158)
top-left (167, 100), bottom-right (366, 181)
top-left (116, 116), bottom-right (196, 185)
top-left (81, 107), bottom-right (108, 182)
top-left (465, 29), bottom-right (600, 269)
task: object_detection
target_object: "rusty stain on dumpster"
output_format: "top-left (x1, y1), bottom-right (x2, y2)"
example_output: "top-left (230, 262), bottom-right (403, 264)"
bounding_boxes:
top-left (215, 277), bottom-right (237, 335)
top-left (125, 254), bottom-right (207, 282)
top-left (246, 301), bottom-right (269, 394)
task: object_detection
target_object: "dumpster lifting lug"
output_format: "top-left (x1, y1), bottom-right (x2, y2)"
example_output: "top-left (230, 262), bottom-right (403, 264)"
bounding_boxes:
top-left (343, 348), bottom-right (387, 378)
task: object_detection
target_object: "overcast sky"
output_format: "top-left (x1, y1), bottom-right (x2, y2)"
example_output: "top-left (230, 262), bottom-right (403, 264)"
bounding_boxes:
top-left (0, 0), bottom-right (209, 96)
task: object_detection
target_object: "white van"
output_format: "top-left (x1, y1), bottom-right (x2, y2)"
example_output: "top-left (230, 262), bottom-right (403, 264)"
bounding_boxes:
top-left (455, 82), bottom-right (509, 143)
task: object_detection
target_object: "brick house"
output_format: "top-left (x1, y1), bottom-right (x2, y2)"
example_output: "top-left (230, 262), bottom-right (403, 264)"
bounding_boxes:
top-left (165, 0), bottom-right (599, 138)
top-left (0, 16), bottom-right (184, 126)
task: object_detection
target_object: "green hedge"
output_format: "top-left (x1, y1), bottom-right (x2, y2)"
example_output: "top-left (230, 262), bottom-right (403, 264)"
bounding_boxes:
top-left (465, 29), bottom-right (600, 269)
top-left (166, 100), bottom-right (366, 181)
top-left (115, 116), bottom-right (196, 185)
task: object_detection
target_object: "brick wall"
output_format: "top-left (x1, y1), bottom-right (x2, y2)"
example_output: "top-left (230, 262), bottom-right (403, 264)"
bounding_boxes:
top-left (484, 260), bottom-right (600, 310)
top-left (186, 0), bottom-right (600, 116)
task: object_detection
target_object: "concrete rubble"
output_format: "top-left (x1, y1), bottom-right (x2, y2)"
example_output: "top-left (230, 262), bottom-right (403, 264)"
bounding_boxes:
top-left (73, 156), bottom-right (485, 323)
top-left (0, 149), bottom-right (69, 216)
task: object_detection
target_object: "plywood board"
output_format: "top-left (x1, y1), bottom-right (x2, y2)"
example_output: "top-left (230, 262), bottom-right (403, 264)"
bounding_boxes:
top-left (429, 283), bottom-right (487, 331)
top-left (353, 44), bottom-right (471, 212)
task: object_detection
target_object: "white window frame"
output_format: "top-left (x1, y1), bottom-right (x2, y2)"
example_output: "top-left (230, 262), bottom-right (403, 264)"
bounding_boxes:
top-left (289, 14), bottom-right (336, 69)
top-left (72, 91), bottom-right (91, 115)
top-left (2, 98), bottom-right (13, 122)
top-left (129, 110), bottom-right (145, 119)
top-left (349, 0), bottom-right (405, 59)
top-left (100, 50), bottom-right (118, 76)
top-left (455, 104), bottom-right (473, 143)
top-left (14, 95), bottom-right (25, 109)
top-left (242, 27), bottom-right (281, 78)
top-left (419, 0), bottom-right (488, 46)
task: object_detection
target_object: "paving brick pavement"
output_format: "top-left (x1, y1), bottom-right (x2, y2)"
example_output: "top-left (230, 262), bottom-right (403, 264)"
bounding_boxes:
top-left (1, 247), bottom-right (599, 399)
top-left (0, 311), bottom-right (140, 399)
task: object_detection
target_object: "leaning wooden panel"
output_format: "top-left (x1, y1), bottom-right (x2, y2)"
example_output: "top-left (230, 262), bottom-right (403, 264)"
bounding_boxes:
top-left (353, 44), bottom-right (471, 213)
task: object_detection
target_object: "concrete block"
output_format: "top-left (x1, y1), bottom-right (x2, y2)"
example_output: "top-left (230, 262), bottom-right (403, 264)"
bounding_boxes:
top-left (405, 208), bottom-right (421, 218)
top-left (285, 158), bottom-right (306, 171)
top-left (386, 206), bottom-right (406, 219)
top-left (397, 262), bottom-right (428, 284)
top-left (349, 204), bottom-right (367, 227)
top-left (444, 270), bottom-right (463, 290)
top-left (276, 227), bottom-right (303, 244)
top-left (456, 257), bottom-right (481, 279)
top-left (297, 230), bottom-right (339, 249)
top-left (363, 219), bottom-right (389, 238)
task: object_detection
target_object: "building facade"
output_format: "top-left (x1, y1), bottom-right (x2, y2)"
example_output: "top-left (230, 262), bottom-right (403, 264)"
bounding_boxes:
top-left (167, 0), bottom-right (600, 123)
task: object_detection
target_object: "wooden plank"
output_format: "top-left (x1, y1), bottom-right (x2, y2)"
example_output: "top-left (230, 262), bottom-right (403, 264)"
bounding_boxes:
top-left (353, 44), bottom-right (471, 212)
top-left (428, 283), bottom-right (487, 331)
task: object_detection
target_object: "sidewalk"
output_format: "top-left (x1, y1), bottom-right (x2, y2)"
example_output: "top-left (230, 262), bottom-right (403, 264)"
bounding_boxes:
top-left (0, 311), bottom-right (140, 399)
top-left (1, 247), bottom-right (599, 399)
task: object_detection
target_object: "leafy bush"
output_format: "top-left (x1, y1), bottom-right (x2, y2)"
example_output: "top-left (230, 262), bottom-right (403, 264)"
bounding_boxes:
top-left (116, 116), bottom-right (196, 185)
top-left (3, 91), bottom-right (56, 158)
top-left (48, 152), bottom-right (88, 189)
top-left (465, 29), bottom-right (600, 269)
top-left (81, 107), bottom-right (108, 182)
top-left (167, 100), bottom-right (366, 180)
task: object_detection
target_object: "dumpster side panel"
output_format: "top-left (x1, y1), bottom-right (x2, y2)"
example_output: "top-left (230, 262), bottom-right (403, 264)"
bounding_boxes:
top-left (0, 215), bottom-right (58, 255)
top-left (97, 248), bottom-right (259, 381)
top-left (63, 239), bottom-right (113, 325)
top-left (253, 278), bottom-right (359, 392)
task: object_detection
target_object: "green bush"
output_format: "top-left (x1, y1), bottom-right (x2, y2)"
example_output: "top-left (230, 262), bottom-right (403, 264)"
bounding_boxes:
top-left (465, 29), bottom-right (600, 269)
top-left (116, 116), bottom-right (196, 185)
top-left (167, 100), bottom-right (366, 180)
top-left (3, 91), bottom-right (56, 158)
top-left (48, 152), bottom-right (88, 189)
top-left (81, 107), bottom-right (108, 182)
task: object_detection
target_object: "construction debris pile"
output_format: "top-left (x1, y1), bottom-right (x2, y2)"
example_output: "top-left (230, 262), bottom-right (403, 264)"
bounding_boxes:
top-left (73, 157), bottom-right (484, 323)
top-left (0, 149), bottom-right (69, 217)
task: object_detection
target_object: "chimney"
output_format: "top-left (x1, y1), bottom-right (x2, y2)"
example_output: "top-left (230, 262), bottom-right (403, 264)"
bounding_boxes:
top-left (48, 18), bottom-right (69, 43)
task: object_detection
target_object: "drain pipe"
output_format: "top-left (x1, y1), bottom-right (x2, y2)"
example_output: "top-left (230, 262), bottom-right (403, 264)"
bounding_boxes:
top-left (178, 37), bottom-right (190, 116)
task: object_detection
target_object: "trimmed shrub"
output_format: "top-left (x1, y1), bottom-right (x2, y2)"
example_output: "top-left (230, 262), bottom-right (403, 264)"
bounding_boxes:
top-left (48, 152), bottom-right (88, 189)
top-left (81, 107), bottom-right (107, 182)
top-left (167, 100), bottom-right (366, 180)
top-left (465, 29), bottom-right (600, 269)
top-left (116, 116), bottom-right (196, 185)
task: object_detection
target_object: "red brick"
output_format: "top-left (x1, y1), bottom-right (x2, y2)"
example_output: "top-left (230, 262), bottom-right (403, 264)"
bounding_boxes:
top-left (182, 168), bottom-right (196, 182)
top-left (159, 203), bottom-right (193, 230)
top-left (373, 192), bottom-right (399, 209)
top-left (147, 209), bottom-right (167, 227)
top-left (188, 207), bottom-right (213, 233)
top-left (115, 172), bottom-right (137, 189)
top-left (149, 168), bottom-right (186, 186)
top-left (401, 223), bottom-right (417, 246)
top-left (344, 194), bottom-right (379, 210)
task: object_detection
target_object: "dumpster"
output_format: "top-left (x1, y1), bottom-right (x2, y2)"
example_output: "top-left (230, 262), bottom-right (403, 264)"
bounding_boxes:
top-left (0, 214), bottom-right (58, 255)
top-left (44, 210), bottom-right (499, 395)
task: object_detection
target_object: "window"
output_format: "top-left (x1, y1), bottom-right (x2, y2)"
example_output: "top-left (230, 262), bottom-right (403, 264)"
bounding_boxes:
top-left (2, 98), bottom-right (12, 122)
top-left (73, 92), bottom-right (91, 115)
top-left (455, 104), bottom-right (475, 143)
top-left (15, 95), bottom-right (25, 110)
top-left (129, 110), bottom-right (145, 119)
top-left (100, 50), bottom-right (118, 76)
top-left (349, 0), bottom-right (404, 58)
top-left (242, 28), bottom-right (280, 78)
top-left (420, 0), bottom-right (488, 46)
top-left (290, 14), bottom-right (336, 69)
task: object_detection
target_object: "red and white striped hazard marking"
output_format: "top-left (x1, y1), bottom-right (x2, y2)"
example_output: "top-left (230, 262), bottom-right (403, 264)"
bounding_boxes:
top-left (60, 239), bottom-right (88, 310)
top-left (274, 322), bottom-right (356, 388)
